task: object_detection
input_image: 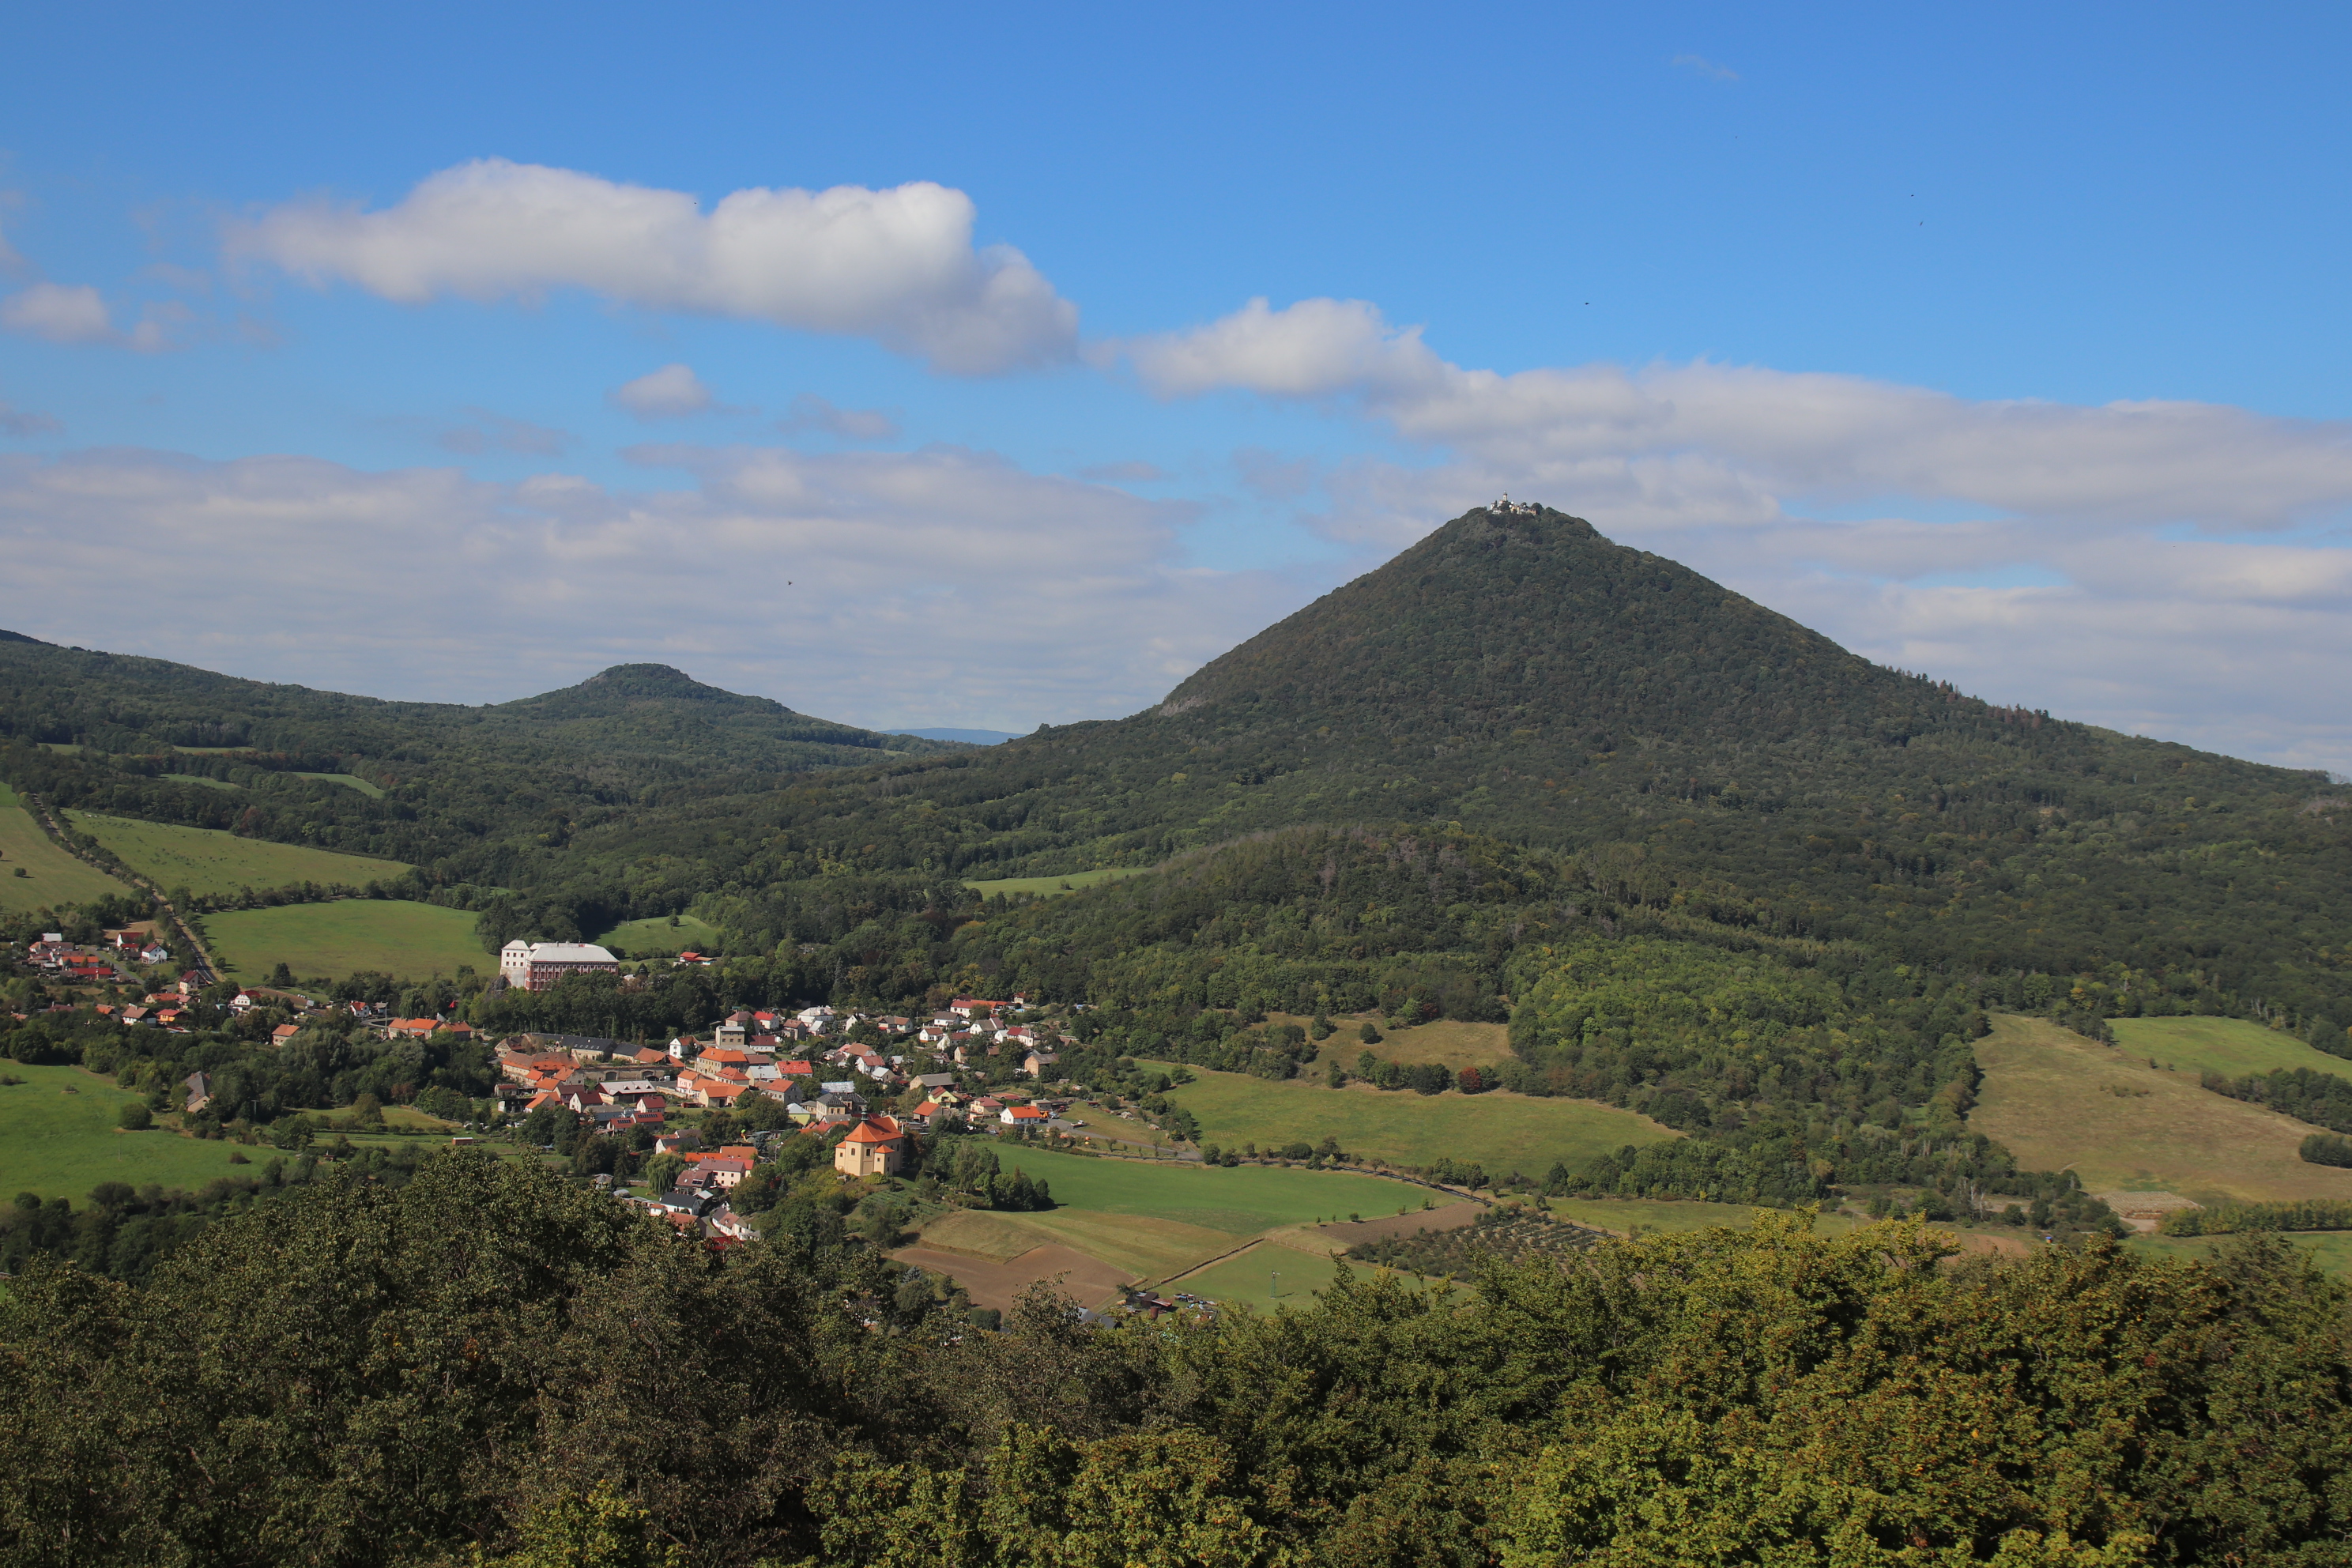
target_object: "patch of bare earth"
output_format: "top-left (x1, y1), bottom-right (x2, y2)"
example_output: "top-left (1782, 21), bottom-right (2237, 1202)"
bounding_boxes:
top-left (888, 1242), bottom-right (1136, 1314)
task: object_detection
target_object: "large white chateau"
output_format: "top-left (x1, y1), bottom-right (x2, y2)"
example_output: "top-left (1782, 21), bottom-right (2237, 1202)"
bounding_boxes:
top-left (499, 940), bottom-right (620, 992)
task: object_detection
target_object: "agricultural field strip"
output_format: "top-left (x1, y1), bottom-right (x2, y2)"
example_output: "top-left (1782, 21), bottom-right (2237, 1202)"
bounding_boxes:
top-left (2111, 1016), bottom-right (2352, 1082)
top-left (67, 810), bottom-right (409, 897)
top-left (1969, 1014), bottom-right (2352, 1207)
top-left (0, 782), bottom-right (135, 914)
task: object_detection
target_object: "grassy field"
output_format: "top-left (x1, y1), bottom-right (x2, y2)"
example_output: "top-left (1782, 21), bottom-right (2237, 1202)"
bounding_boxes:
top-left (205, 899), bottom-right (486, 980)
top-left (68, 811), bottom-right (409, 896)
top-left (2128, 1229), bottom-right (2352, 1277)
top-left (1542, 1196), bottom-right (1860, 1238)
top-left (0, 1060), bottom-right (272, 1200)
top-left (590, 913), bottom-right (722, 956)
top-left (913, 1144), bottom-right (1431, 1280)
top-left (964, 868), bottom-right (1150, 897)
top-left (162, 772), bottom-right (242, 792)
top-left (2111, 1016), bottom-right (2352, 1080)
top-left (296, 772), bottom-right (384, 798)
top-left (1969, 1012), bottom-right (2352, 1207)
top-left (1151, 1063), bottom-right (1672, 1178)
top-left (0, 782), bottom-right (134, 914)
top-left (1174, 1242), bottom-right (1355, 1304)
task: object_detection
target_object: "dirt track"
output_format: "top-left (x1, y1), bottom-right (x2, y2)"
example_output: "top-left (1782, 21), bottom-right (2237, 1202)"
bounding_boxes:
top-left (890, 1242), bottom-right (1136, 1313)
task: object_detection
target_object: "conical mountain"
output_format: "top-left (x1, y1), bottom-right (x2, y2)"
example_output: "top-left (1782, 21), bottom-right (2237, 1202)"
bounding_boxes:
top-left (670, 503), bottom-right (2341, 1006)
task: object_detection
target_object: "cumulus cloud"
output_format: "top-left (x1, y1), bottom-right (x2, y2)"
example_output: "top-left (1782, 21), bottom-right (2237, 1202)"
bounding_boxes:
top-left (229, 159), bottom-right (1081, 375)
top-left (0, 282), bottom-right (174, 351)
top-left (777, 393), bottom-right (900, 442)
top-left (609, 364), bottom-right (717, 420)
top-left (1129, 297), bottom-right (2352, 532)
top-left (0, 444), bottom-right (1300, 728)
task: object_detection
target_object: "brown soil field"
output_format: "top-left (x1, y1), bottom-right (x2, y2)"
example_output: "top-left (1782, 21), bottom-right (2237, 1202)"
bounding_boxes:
top-left (1970, 1013), bottom-right (2352, 1207)
top-left (1314, 1202), bottom-right (1483, 1247)
top-left (890, 1242), bottom-right (1136, 1314)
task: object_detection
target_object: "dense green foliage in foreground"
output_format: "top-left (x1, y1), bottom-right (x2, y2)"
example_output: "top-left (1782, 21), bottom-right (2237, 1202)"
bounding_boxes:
top-left (5, 1152), bottom-right (2350, 1566)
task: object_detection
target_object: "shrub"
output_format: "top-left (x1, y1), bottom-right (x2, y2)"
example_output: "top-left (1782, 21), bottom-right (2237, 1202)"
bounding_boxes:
top-left (2303, 1132), bottom-right (2352, 1169)
top-left (117, 1101), bottom-right (152, 1131)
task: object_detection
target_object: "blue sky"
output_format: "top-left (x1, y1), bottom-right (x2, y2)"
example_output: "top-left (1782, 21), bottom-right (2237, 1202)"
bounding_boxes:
top-left (3, 2), bottom-right (2349, 771)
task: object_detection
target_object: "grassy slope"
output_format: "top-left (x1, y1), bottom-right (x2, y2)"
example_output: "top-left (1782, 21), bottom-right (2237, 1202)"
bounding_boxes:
top-left (295, 771), bottom-right (384, 798)
top-left (205, 899), bottom-right (486, 980)
top-left (0, 782), bottom-right (134, 914)
top-left (0, 1061), bottom-right (267, 1200)
top-left (964, 869), bottom-right (1150, 897)
top-left (2110, 1016), bottom-right (2352, 1080)
top-left (1969, 1012), bottom-right (2352, 1206)
top-left (1152, 1063), bottom-right (1672, 1177)
top-left (1543, 1197), bottom-right (1860, 1238)
top-left (914, 1144), bottom-right (1427, 1280)
top-left (590, 914), bottom-right (722, 956)
top-left (69, 811), bottom-right (409, 896)
top-left (2128, 1229), bottom-right (2352, 1278)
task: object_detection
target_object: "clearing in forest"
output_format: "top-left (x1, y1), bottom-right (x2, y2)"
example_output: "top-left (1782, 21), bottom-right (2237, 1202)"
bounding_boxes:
top-left (205, 899), bottom-right (485, 980)
top-left (2109, 1016), bottom-right (2352, 1081)
top-left (1969, 1012), bottom-right (2352, 1207)
top-left (66, 811), bottom-right (408, 898)
top-left (962, 868), bottom-right (1151, 897)
top-left (590, 913), bottom-right (722, 956)
top-left (1150, 1061), bottom-right (1672, 1177)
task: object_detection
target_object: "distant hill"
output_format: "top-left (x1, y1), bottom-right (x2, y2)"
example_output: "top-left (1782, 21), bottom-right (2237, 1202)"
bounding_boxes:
top-left (889, 727), bottom-right (1018, 745)
top-left (0, 641), bottom-right (959, 882)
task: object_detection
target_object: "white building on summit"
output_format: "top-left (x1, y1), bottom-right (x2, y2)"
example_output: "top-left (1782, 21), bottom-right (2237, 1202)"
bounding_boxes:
top-left (499, 940), bottom-right (620, 991)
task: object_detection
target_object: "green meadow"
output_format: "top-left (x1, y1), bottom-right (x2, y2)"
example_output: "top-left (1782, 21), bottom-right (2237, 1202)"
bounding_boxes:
top-left (2128, 1228), bottom-right (2352, 1278)
top-left (205, 899), bottom-right (486, 980)
top-left (0, 1061), bottom-right (269, 1201)
top-left (2110, 1016), bottom-right (2352, 1080)
top-left (0, 782), bottom-right (134, 914)
top-left (66, 811), bottom-right (409, 897)
top-left (590, 913), bottom-right (722, 956)
top-left (1150, 1063), bottom-right (1673, 1178)
top-left (963, 868), bottom-right (1151, 897)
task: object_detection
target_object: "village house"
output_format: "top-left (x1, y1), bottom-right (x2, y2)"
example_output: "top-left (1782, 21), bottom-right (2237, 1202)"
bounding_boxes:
top-left (1001, 1104), bottom-right (1049, 1128)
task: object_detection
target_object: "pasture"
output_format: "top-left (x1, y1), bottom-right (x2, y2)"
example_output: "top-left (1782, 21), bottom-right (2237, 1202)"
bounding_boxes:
top-left (163, 773), bottom-right (242, 792)
top-left (205, 899), bottom-right (486, 980)
top-left (2128, 1228), bottom-right (2352, 1278)
top-left (590, 913), bottom-right (722, 956)
top-left (1969, 1012), bottom-right (2352, 1207)
top-left (908, 1144), bottom-right (1435, 1285)
top-left (2110, 1016), bottom-right (2352, 1080)
top-left (1541, 1196), bottom-right (1860, 1238)
top-left (1152, 1062), bottom-right (1673, 1177)
top-left (0, 782), bottom-right (134, 914)
top-left (296, 771), bottom-right (384, 798)
top-left (964, 868), bottom-right (1150, 897)
top-left (67, 811), bottom-right (409, 896)
top-left (0, 1060), bottom-right (269, 1200)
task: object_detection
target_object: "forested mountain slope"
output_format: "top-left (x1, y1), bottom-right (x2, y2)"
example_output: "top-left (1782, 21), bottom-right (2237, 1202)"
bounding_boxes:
top-left (0, 638), bottom-right (961, 874)
top-left (567, 505), bottom-right (2350, 1027)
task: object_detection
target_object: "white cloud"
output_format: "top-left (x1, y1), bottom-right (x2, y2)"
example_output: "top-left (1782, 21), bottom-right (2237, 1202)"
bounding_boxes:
top-left (0, 282), bottom-right (177, 352)
top-left (0, 444), bottom-right (1298, 729)
top-left (229, 159), bottom-right (1081, 375)
top-left (2, 283), bottom-right (117, 345)
top-left (777, 393), bottom-right (900, 442)
top-left (609, 364), bottom-right (716, 420)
